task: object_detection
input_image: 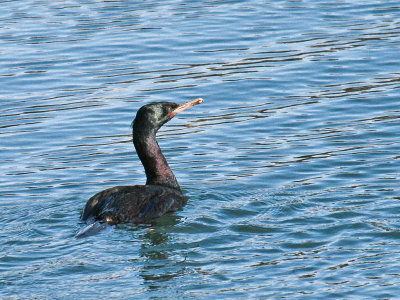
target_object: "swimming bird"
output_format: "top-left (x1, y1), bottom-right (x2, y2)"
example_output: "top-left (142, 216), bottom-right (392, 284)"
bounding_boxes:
top-left (81, 98), bottom-right (203, 226)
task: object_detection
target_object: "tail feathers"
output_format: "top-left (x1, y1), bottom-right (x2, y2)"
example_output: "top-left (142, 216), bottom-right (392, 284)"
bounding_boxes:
top-left (75, 220), bottom-right (110, 238)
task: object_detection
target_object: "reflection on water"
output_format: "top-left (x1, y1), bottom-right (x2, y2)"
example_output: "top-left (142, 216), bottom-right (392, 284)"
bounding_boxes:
top-left (117, 216), bottom-right (189, 293)
top-left (1, 0), bottom-right (400, 298)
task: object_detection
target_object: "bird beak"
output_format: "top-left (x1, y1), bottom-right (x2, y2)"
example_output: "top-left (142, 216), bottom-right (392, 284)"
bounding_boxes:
top-left (168, 98), bottom-right (204, 119)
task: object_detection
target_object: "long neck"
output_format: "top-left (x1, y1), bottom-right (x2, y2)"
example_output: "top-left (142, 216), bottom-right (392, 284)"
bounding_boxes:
top-left (133, 131), bottom-right (180, 190)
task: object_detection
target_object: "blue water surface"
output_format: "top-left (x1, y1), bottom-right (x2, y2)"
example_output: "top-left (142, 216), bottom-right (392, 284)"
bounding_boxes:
top-left (1, 0), bottom-right (400, 298)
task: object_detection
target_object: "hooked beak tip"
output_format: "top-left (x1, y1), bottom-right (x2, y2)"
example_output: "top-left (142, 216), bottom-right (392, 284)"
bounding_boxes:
top-left (168, 98), bottom-right (204, 119)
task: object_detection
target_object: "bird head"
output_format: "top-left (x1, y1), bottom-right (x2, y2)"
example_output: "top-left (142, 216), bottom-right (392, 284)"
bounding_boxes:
top-left (132, 98), bottom-right (203, 135)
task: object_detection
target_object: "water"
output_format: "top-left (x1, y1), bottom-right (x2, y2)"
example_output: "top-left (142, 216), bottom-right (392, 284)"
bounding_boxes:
top-left (1, 0), bottom-right (400, 298)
